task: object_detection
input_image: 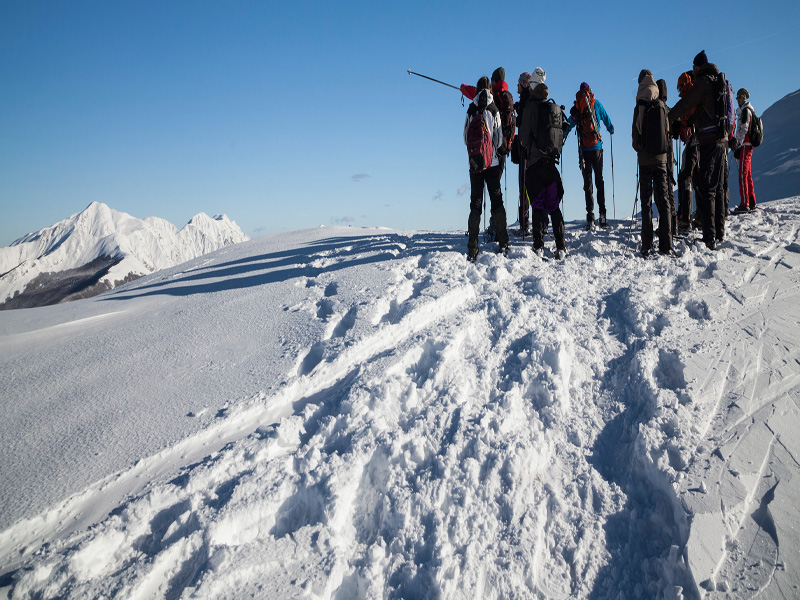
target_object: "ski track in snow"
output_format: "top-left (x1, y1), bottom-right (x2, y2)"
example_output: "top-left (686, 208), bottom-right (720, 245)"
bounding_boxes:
top-left (1, 200), bottom-right (800, 599)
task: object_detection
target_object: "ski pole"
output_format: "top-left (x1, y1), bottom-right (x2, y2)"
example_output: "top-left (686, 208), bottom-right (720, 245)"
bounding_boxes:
top-left (407, 70), bottom-right (461, 91)
top-left (628, 165), bottom-right (640, 253)
top-left (610, 133), bottom-right (616, 221)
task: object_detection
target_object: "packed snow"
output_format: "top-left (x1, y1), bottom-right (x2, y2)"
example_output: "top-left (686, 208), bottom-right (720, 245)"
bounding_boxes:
top-left (1, 198), bottom-right (799, 599)
top-left (0, 202), bottom-right (249, 306)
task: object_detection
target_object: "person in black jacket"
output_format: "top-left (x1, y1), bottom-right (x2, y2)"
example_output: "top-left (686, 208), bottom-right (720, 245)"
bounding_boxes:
top-left (632, 70), bottom-right (672, 256)
top-left (668, 51), bottom-right (728, 249)
top-left (518, 68), bottom-right (567, 259)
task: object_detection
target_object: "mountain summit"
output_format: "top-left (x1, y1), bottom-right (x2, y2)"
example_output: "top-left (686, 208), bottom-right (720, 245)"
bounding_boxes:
top-left (0, 202), bottom-right (248, 309)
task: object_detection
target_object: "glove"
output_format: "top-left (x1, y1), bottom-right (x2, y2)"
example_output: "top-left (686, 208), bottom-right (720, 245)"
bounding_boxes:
top-left (734, 147), bottom-right (742, 159)
top-left (728, 137), bottom-right (737, 150)
top-left (608, 125), bottom-right (614, 135)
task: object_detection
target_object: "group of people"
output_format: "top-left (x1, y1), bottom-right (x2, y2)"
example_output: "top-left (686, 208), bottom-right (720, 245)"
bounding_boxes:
top-left (461, 51), bottom-right (758, 260)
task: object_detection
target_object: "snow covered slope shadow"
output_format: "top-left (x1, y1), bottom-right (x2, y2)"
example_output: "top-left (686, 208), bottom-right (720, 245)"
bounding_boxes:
top-left (1, 201), bottom-right (799, 599)
top-left (0, 202), bottom-right (248, 309)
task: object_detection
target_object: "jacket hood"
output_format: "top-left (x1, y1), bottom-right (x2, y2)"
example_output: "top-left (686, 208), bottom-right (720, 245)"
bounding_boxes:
top-left (492, 80), bottom-right (509, 94)
top-left (472, 89), bottom-right (494, 107)
top-left (697, 62), bottom-right (720, 78)
top-left (636, 73), bottom-right (658, 103)
top-left (531, 83), bottom-right (549, 101)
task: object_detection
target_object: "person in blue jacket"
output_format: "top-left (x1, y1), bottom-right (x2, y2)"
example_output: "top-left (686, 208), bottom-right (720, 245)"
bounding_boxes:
top-left (564, 83), bottom-right (614, 228)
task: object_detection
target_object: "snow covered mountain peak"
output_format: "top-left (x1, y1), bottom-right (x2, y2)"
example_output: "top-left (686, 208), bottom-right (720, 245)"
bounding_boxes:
top-left (0, 202), bottom-right (248, 309)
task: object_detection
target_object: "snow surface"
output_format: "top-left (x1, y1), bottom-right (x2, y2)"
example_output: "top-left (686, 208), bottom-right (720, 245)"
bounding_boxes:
top-left (1, 198), bottom-right (800, 599)
top-left (0, 202), bottom-right (249, 305)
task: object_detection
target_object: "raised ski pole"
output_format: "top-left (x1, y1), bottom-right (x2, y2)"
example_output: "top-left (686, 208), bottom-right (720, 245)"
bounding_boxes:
top-left (407, 70), bottom-right (461, 91)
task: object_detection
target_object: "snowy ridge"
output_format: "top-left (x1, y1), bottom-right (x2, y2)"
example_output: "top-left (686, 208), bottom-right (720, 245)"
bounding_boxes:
top-left (1, 199), bottom-right (799, 598)
top-left (0, 202), bottom-right (248, 307)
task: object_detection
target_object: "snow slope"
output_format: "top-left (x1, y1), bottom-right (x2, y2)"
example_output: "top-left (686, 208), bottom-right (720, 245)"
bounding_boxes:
top-left (1, 199), bottom-right (799, 599)
top-left (0, 202), bottom-right (249, 308)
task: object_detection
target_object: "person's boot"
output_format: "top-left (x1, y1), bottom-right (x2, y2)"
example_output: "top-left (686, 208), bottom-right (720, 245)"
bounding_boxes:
top-left (492, 209), bottom-right (509, 250)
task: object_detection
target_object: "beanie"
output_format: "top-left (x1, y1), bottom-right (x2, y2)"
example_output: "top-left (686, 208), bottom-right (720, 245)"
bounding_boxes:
top-left (580, 82), bottom-right (590, 91)
top-left (491, 67), bottom-right (505, 83)
top-left (693, 50), bottom-right (708, 67)
top-left (476, 76), bottom-right (490, 91)
top-left (518, 72), bottom-right (532, 88)
top-left (638, 69), bottom-right (653, 83)
top-left (737, 87), bottom-right (750, 99)
top-left (530, 67), bottom-right (546, 87)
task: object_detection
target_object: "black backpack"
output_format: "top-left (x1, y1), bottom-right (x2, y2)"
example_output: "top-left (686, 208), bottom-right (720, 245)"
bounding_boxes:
top-left (532, 99), bottom-right (566, 161)
top-left (703, 72), bottom-right (735, 139)
top-left (637, 98), bottom-right (669, 155)
top-left (746, 107), bottom-right (764, 147)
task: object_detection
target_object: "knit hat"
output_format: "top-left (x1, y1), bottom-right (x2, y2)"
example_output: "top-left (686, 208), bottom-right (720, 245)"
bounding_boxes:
top-left (476, 76), bottom-right (490, 91)
top-left (693, 50), bottom-right (708, 67)
top-left (638, 69), bottom-right (653, 83)
top-left (518, 72), bottom-right (532, 88)
top-left (737, 87), bottom-right (750, 99)
top-left (530, 67), bottom-right (546, 88)
top-left (580, 82), bottom-right (590, 91)
top-left (491, 67), bottom-right (505, 84)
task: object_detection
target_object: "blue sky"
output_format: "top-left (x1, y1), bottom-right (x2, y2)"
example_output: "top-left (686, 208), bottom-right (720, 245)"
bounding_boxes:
top-left (1, 0), bottom-right (798, 246)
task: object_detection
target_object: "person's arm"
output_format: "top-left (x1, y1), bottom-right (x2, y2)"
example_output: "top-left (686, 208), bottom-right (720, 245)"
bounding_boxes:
top-left (596, 100), bottom-right (614, 134)
top-left (736, 107), bottom-right (751, 147)
top-left (631, 106), bottom-right (641, 152)
top-left (460, 84), bottom-right (477, 100)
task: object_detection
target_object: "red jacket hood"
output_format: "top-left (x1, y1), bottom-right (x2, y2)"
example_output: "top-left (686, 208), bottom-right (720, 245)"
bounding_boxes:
top-left (492, 81), bottom-right (509, 93)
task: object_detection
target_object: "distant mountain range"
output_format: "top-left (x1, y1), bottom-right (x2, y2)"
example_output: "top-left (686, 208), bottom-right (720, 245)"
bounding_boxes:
top-left (729, 88), bottom-right (800, 206)
top-left (0, 202), bottom-right (248, 309)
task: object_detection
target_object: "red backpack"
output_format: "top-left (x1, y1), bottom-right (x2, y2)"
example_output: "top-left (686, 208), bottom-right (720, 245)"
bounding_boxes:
top-left (575, 88), bottom-right (601, 148)
top-left (466, 93), bottom-right (496, 172)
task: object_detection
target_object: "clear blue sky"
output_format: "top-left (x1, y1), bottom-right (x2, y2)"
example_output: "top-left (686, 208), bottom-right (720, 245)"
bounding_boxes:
top-left (1, 0), bottom-right (798, 246)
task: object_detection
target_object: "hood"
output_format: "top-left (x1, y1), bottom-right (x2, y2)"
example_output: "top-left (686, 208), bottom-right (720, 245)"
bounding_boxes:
top-left (531, 83), bottom-right (549, 101)
top-left (637, 73), bottom-right (658, 103)
top-left (697, 62), bottom-right (720, 79)
top-left (492, 80), bottom-right (509, 94)
top-left (472, 89), bottom-right (494, 108)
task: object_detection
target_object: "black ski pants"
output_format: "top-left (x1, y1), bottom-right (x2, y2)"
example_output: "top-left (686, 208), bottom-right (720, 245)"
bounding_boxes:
top-left (639, 161), bottom-right (672, 254)
top-left (678, 143), bottom-right (699, 224)
top-left (696, 141), bottom-right (727, 246)
top-left (468, 165), bottom-right (508, 250)
top-left (581, 149), bottom-right (606, 217)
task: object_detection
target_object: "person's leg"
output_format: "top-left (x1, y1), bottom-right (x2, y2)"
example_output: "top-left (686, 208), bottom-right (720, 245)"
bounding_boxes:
top-left (652, 163), bottom-right (672, 253)
top-left (640, 163), bottom-right (654, 254)
top-left (742, 145), bottom-right (756, 208)
top-left (581, 153), bottom-right (595, 222)
top-left (467, 171), bottom-right (485, 254)
top-left (486, 166), bottom-right (508, 247)
top-left (593, 149), bottom-right (606, 217)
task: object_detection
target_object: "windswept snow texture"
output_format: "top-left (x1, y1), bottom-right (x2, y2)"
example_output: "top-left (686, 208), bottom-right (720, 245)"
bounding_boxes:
top-left (0, 202), bottom-right (249, 308)
top-left (1, 198), bottom-right (800, 599)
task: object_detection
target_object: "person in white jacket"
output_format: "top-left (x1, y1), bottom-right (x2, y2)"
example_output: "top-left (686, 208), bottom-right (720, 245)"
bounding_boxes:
top-left (733, 88), bottom-right (757, 212)
top-left (464, 77), bottom-right (508, 260)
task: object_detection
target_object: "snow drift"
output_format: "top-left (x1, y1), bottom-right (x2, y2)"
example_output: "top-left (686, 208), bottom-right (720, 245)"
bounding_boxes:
top-left (1, 198), bottom-right (799, 599)
top-left (0, 202), bottom-right (248, 309)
